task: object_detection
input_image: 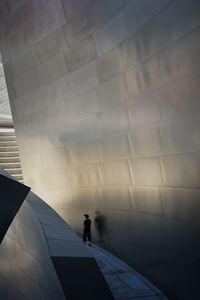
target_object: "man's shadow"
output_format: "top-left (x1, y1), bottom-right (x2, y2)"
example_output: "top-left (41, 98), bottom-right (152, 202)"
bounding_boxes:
top-left (94, 211), bottom-right (107, 243)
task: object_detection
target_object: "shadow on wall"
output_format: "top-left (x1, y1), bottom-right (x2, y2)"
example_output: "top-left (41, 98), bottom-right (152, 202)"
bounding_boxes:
top-left (94, 211), bottom-right (107, 243)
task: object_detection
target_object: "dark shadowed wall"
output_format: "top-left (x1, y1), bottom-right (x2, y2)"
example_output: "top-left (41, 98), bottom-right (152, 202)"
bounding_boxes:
top-left (0, 0), bottom-right (200, 298)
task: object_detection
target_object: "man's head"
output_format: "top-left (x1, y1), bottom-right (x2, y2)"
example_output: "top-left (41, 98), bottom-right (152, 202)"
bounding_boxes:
top-left (84, 214), bottom-right (89, 219)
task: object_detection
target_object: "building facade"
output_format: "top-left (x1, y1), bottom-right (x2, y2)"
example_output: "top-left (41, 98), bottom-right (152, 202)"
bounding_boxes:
top-left (0, 0), bottom-right (200, 298)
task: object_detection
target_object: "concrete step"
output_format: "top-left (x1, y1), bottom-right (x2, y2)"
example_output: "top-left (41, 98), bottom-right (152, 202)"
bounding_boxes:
top-left (0, 151), bottom-right (19, 157)
top-left (0, 131), bottom-right (23, 182)
top-left (0, 162), bottom-right (21, 169)
top-left (12, 173), bottom-right (23, 180)
top-left (18, 180), bottom-right (24, 184)
top-left (0, 131), bottom-right (15, 136)
top-left (0, 136), bottom-right (16, 141)
top-left (0, 146), bottom-right (18, 152)
top-left (0, 157), bottom-right (20, 163)
top-left (0, 141), bottom-right (17, 146)
top-left (5, 168), bottom-right (22, 175)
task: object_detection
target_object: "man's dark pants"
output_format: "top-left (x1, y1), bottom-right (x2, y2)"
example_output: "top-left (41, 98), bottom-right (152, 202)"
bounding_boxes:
top-left (83, 231), bottom-right (91, 242)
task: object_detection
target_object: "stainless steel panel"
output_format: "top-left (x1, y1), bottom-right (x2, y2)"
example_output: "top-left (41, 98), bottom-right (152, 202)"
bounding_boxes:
top-left (129, 125), bottom-right (162, 157)
top-left (124, 0), bottom-right (171, 37)
top-left (131, 157), bottom-right (164, 186)
top-left (93, 0), bottom-right (126, 28)
top-left (156, 0), bottom-right (200, 49)
top-left (63, 5), bottom-right (94, 46)
top-left (65, 34), bottom-right (97, 72)
top-left (95, 10), bottom-right (128, 56)
top-left (44, 189), bottom-right (72, 212)
top-left (124, 18), bottom-right (159, 68)
top-left (64, 89), bottom-right (99, 124)
top-left (9, 26), bottom-right (32, 58)
top-left (158, 71), bottom-right (200, 120)
top-left (126, 55), bottom-right (160, 96)
top-left (68, 140), bottom-right (100, 164)
top-left (161, 187), bottom-right (200, 223)
top-left (96, 44), bottom-right (127, 83)
top-left (68, 115), bottom-right (100, 144)
top-left (65, 62), bottom-right (99, 100)
top-left (161, 152), bottom-right (200, 188)
top-left (100, 186), bottom-right (132, 211)
top-left (96, 74), bottom-right (128, 112)
top-left (158, 26), bottom-right (200, 84)
top-left (98, 105), bottom-right (130, 136)
top-left (125, 0), bottom-right (200, 69)
top-left (37, 76), bottom-right (67, 109)
top-left (70, 164), bottom-right (100, 187)
top-left (13, 67), bottom-right (39, 97)
top-left (36, 53), bottom-right (67, 86)
top-left (130, 186), bottom-right (164, 216)
top-left (70, 187), bottom-right (101, 209)
top-left (127, 91), bottom-right (161, 128)
top-left (11, 47), bottom-right (37, 78)
top-left (35, 29), bottom-right (67, 63)
top-left (60, 0), bottom-right (93, 21)
top-left (40, 147), bottom-right (68, 171)
top-left (99, 133), bottom-right (131, 160)
top-left (41, 168), bottom-right (69, 190)
top-left (99, 160), bottom-right (132, 186)
top-left (160, 114), bottom-right (200, 153)
top-left (31, 1), bottom-right (66, 43)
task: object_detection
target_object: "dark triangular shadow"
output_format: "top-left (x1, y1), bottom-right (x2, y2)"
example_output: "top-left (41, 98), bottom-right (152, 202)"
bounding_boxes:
top-left (0, 174), bottom-right (30, 244)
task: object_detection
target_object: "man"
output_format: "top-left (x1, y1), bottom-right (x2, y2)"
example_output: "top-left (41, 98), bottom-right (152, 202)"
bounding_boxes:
top-left (83, 214), bottom-right (92, 246)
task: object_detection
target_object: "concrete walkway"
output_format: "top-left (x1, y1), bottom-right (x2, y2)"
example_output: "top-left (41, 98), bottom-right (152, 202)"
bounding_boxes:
top-left (88, 245), bottom-right (168, 300)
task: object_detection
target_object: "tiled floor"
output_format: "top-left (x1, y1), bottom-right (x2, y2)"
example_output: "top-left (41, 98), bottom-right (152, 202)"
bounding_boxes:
top-left (88, 245), bottom-right (168, 300)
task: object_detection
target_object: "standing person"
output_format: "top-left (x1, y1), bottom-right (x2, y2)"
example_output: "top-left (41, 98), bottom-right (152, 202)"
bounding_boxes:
top-left (83, 214), bottom-right (92, 246)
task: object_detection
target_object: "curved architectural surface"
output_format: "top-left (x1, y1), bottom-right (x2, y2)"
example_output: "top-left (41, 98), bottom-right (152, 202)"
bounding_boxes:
top-left (0, 169), bottom-right (113, 299)
top-left (0, 1), bottom-right (200, 298)
top-left (0, 171), bottom-right (66, 299)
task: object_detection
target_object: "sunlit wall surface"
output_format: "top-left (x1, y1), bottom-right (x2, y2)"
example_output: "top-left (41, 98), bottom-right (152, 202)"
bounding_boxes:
top-left (0, 0), bottom-right (200, 298)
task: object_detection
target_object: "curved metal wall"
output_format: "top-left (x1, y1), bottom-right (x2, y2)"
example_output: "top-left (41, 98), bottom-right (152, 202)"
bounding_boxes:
top-left (0, 0), bottom-right (200, 298)
top-left (0, 187), bottom-right (65, 299)
top-left (0, 170), bottom-right (112, 300)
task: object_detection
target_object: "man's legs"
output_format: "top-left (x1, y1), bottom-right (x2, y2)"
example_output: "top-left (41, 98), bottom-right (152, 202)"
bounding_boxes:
top-left (87, 232), bottom-right (92, 247)
top-left (83, 232), bottom-right (92, 246)
top-left (83, 232), bottom-right (87, 244)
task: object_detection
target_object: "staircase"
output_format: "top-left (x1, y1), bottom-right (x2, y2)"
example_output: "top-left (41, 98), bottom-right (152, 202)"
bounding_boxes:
top-left (0, 130), bottom-right (23, 183)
